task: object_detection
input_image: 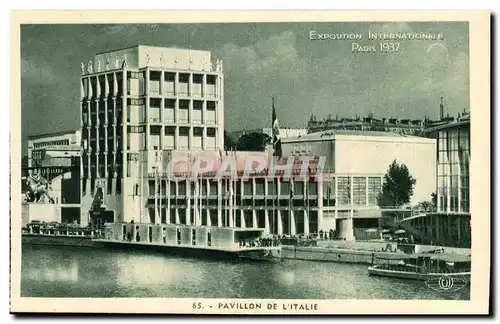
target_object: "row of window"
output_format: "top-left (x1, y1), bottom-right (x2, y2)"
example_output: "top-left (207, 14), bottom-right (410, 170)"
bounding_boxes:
top-left (32, 139), bottom-right (70, 149)
top-left (147, 72), bottom-right (217, 84)
top-left (126, 126), bottom-right (217, 136)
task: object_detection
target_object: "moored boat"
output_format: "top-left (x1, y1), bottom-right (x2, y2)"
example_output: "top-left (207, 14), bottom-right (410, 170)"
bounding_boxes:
top-left (21, 221), bottom-right (99, 247)
top-left (368, 253), bottom-right (471, 281)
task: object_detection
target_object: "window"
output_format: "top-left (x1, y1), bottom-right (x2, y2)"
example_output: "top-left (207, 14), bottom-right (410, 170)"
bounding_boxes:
top-left (179, 127), bottom-right (189, 136)
top-left (207, 128), bottom-right (216, 137)
top-left (206, 75), bottom-right (216, 85)
top-left (164, 99), bottom-right (175, 109)
top-left (193, 100), bottom-right (203, 110)
top-left (128, 98), bottom-right (145, 106)
top-left (179, 100), bottom-right (189, 109)
top-left (127, 126), bottom-right (145, 133)
top-left (367, 177), bottom-right (381, 206)
top-left (179, 74), bottom-right (190, 82)
top-left (165, 72), bottom-right (175, 81)
top-left (150, 126), bottom-right (162, 135)
top-left (164, 127), bottom-right (176, 136)
top-left (337, 177), bottom-right (351, 206)
top-left (150, 98), bottom-right (161, 107)
top-left (353, 177), bottom-right (366, 206)
top-left (193, 127), bottom-right (203, 136)
top-left (207, 101), bottom-right (216, 111)
top-left (193, 74), bottom-right (203, 83)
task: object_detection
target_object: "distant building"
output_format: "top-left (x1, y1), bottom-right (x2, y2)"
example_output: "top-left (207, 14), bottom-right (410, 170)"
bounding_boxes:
top-left (27, 130), bottom-right (81, 167)
top-left (307, 114), bottom-right (430, 136)
top-left (306, 102), bottom-right (468, 137)
top-left (228, 127), bottom-right (308, 142)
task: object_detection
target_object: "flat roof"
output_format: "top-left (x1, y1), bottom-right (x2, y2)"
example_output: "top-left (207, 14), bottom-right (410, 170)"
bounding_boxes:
top-left (35, 145), bottom-right (81, 151)
top-left (27, 130), bottom-right (77, 141)
top-left (425, 119), bottom-right (470, 133)
top-left (95, 44), bottom-right (210, 56)
top-left (283, 129), bottom-right (431, 143)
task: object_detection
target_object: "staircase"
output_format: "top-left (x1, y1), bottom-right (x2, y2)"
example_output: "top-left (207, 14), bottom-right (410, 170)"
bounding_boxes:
top-left (380, 213), bottom-right (432, 244)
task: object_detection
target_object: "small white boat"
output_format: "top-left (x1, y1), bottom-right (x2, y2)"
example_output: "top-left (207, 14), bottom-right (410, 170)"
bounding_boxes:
top-left (368, 253), bottom-right (471, 281)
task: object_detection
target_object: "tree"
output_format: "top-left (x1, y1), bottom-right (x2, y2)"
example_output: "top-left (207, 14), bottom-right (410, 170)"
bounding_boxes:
top-left (224, 131), bottom-right (236, 151)
top-left (415, 192), bottom-right (437, 212)
top-left (377, 160), bottom-right (416, 207)
top-left (236, 132), bottom-right (272, 151)
top-left (431, 192), bottom-right (437, 207)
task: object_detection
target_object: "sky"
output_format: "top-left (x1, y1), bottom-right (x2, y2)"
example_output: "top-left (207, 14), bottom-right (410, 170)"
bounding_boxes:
top-left (20, 22), bottom-right (469, 151)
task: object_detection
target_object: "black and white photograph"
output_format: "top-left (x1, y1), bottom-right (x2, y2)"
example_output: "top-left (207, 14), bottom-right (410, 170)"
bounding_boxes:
top-left (9, 10), bottom-right (490, 315)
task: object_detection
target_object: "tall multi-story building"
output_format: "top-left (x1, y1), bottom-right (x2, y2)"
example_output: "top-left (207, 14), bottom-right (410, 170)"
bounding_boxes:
top-left (79, 45), bottom-right (224, 226)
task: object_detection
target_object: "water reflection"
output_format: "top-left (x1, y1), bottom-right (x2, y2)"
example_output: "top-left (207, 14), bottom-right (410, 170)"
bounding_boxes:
top-left (21, 245), bottom-right (470, 300)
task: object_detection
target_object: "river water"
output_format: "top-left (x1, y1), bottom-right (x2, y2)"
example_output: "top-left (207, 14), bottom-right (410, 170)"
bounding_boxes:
top-left (21, 244), bottom-right (469, 300)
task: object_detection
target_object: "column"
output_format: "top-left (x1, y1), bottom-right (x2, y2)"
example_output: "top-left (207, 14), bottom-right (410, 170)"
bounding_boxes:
top-left (202, 126), bottom-right (207, 151)
top-left (189, 126), bottom-right (193, 150)
top-left (207, 210), bottom-right (212, 227)
top-left (174, 72), bottom-right (179, 96)
top-left (159, 71), bottom-right (164, 95)
top-left (217, 179), bottom-right (222, 227)
top-left (154, 171), bottom-right (159, 224)
top-left (165, 179), bottom-right (170, 224)
top-left (145, 68), bottom-right (150, 96)
top-left (188, 73), bottom-right (193, 97)
top-left (304, 210), bottom-right (310, 234)
top-left (457, 145), bottom-right (462, 212)
top-left (317, 180), bottom-right (323, 231)
top-left (265, 210), bottom-right (270, 234)
top-left (202, 74), bottom-right (206, 98)
top-left (446, 177), bottom-right (451, 213)
top-left (365, 177), bottom-right (369, 206)
top-left (277, 211), bottom-right (283, 235)
top-left (252, 210), bottom-right (257, 229)
top-left (290, 210), bottom-right (296, 235)
top-left (175, 208), bottom-right (180, 225)
top-left (240, 210), bottom-right (245, 229)
top-left (334, 175), bottom-right (339, 223)
top-left (185, 181), bottom-right (191, 225)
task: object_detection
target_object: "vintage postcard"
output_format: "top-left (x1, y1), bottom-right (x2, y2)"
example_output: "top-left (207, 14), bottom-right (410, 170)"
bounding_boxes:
top-left (10, 10), bottom-right (490, 315)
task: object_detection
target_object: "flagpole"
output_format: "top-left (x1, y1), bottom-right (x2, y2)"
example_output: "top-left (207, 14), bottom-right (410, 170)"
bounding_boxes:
top-left (289, 185), bottom-right (293, 235)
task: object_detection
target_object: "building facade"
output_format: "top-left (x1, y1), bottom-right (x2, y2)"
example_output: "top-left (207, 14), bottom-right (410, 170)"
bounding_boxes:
top-left (80, 45), bottom-right (224, 226)
top-left (27, 130), bottom-right (81, 167)
top-left (389, 117), bottom-right (471, 247)
top-left (121, 149), bottom-right (383, 239)
top-left (430, 119), bottom-right (470, 214)
top-left (282, 130), bottom-right (437, 205)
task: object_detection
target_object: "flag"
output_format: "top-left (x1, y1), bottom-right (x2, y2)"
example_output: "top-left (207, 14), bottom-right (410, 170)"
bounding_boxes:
top-left (272, 97), bottom-right (282, 157)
